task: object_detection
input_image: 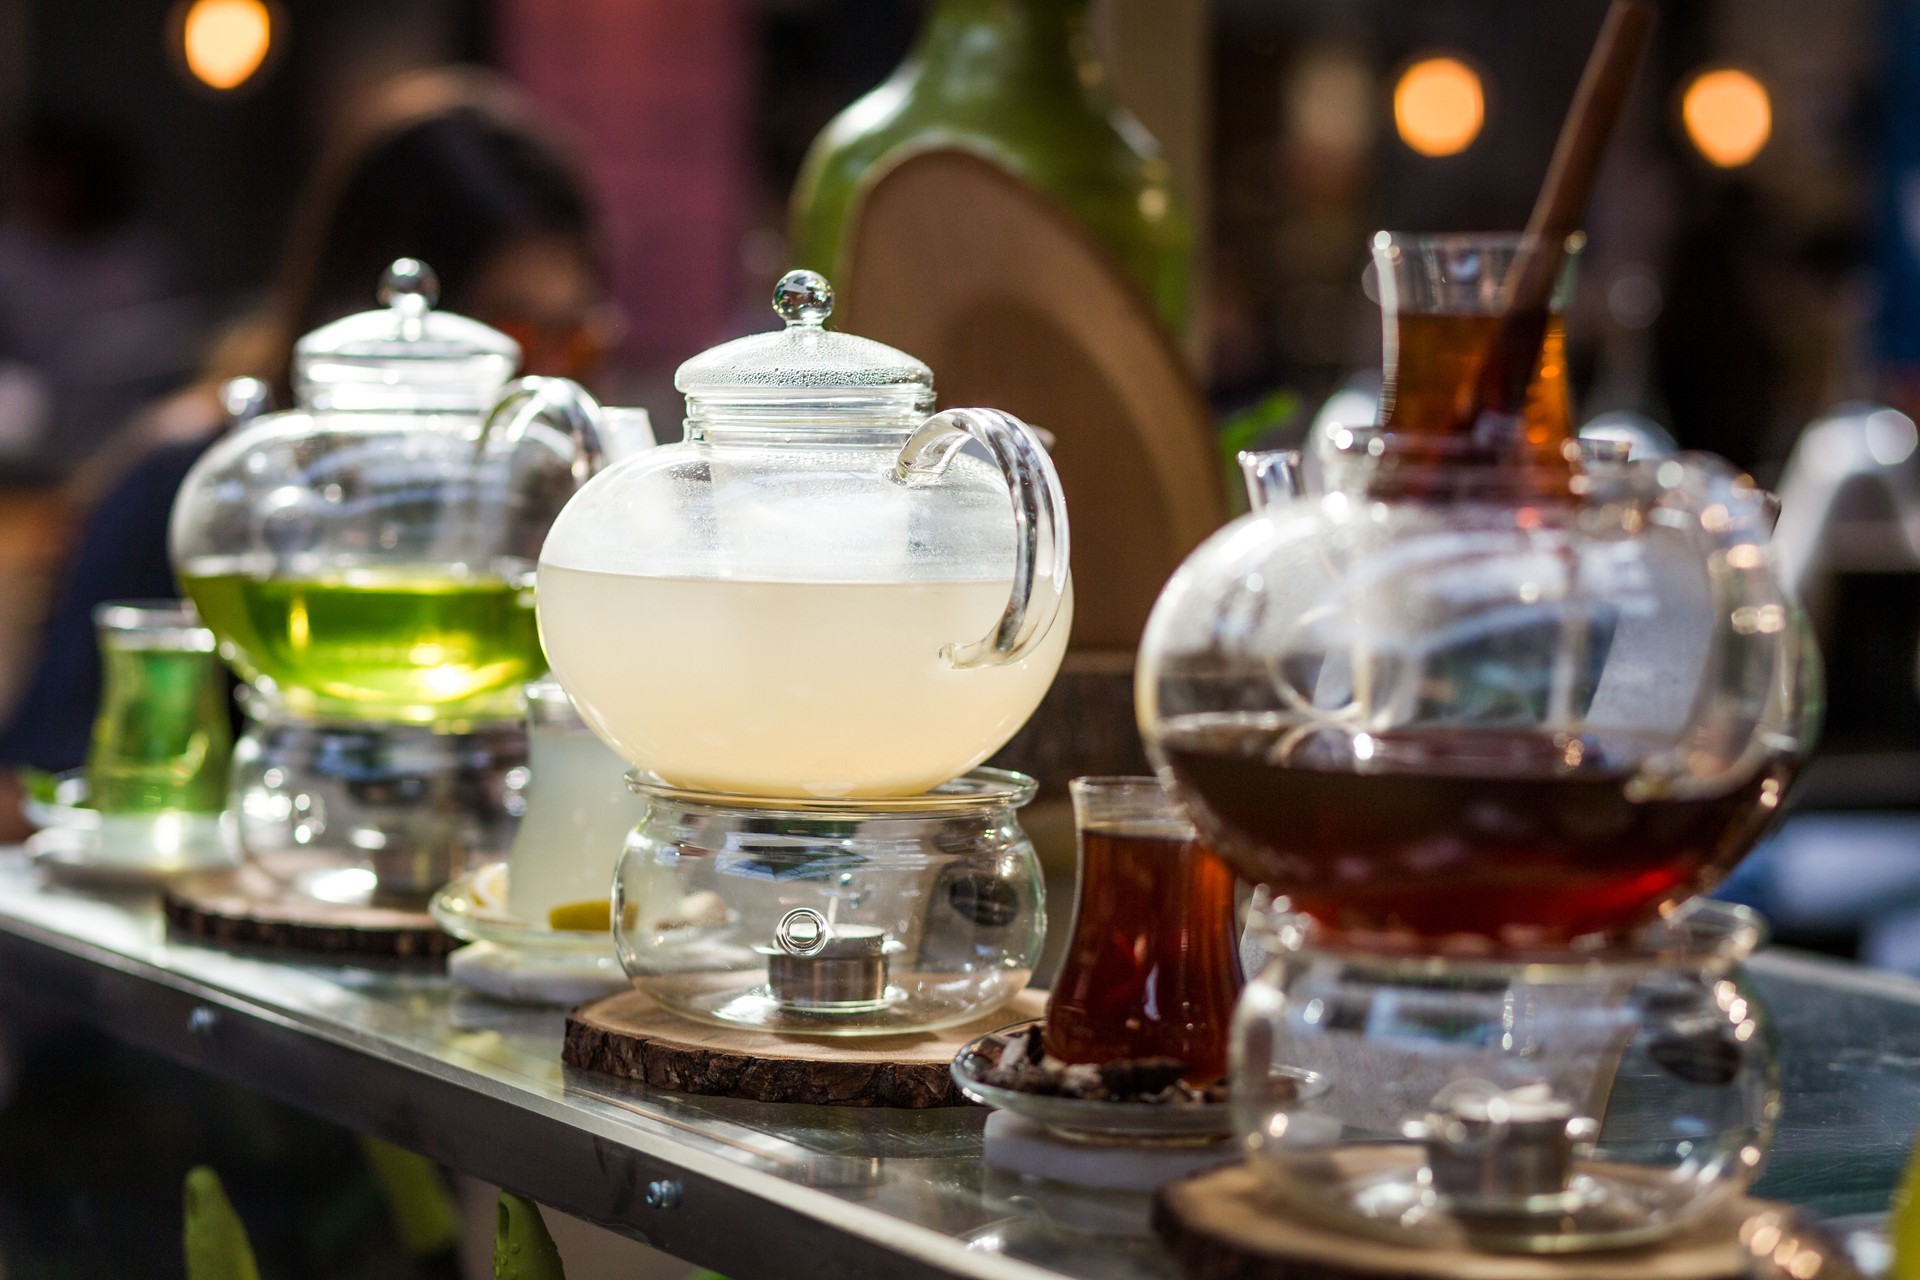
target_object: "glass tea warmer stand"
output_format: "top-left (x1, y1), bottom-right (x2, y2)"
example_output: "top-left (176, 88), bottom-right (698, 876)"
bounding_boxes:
top-left (169, 259), bottom-right (609, 908)
top-left (612, 770), bottom-right (1045, 1035)
top-left (541, 270), bottom-right (1069, 1033)
top-left (1137, 232), bottom-right (1819, 1253)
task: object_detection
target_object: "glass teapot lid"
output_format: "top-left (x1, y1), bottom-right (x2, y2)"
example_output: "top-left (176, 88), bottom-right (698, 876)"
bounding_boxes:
top-left (291, 258), bottom-right (520, 412)
top-left (675, 269), bottom-right (933, 425)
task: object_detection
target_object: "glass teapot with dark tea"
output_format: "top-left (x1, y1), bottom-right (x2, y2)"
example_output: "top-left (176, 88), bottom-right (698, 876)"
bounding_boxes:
top-left (1137, 233), bottom-right (1816, 950)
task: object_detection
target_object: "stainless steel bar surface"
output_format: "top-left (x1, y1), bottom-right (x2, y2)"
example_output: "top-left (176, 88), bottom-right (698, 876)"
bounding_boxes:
top-left (0, 847), bottom-right (1912, 1278)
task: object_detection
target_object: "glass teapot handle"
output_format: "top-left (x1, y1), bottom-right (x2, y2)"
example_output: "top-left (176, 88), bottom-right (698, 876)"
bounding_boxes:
top-left (893, 408), bottom-right (1070, 668)
top-left (1642, 453), bottom-right (1810, 800)
top-left (480, 376), bottom-right (608, 482)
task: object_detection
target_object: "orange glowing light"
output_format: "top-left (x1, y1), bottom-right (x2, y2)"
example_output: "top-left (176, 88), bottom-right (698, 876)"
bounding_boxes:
top-left (1682, 69), bottom-right (1771, 167)
top-left (182, 0), bottom-right (272, 91)
top-left (1393, 56), bottom-right (1485, 157)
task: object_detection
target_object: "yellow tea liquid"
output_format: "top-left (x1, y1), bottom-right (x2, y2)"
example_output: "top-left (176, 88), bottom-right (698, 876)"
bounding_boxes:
top-left (182, 565), bottom-right (543, 721)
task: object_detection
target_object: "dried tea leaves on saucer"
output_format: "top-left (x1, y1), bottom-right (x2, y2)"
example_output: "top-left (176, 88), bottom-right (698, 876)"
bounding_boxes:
top-left (977, 1024), bottom-right (1256, 1105)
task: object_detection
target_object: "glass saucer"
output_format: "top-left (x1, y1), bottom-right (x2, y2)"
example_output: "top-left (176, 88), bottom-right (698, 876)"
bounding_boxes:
top-left (952, 1019), bottom-right (1327, 1146)
top-left (23, 771), bottom-right (237, 885)
top-left (430, 861), bottom-right (620, 957)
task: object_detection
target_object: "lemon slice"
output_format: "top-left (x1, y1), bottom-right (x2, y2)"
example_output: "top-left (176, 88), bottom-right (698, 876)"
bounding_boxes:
top-left (546, 899), bottom-right (612, 932)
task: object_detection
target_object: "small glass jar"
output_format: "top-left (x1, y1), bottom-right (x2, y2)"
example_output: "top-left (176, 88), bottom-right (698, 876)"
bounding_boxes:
top-left (612, 769), bottom-right (1045, 1035)
top-left (1233, 898), bottom-right (1779, 1253)
top-left (503, 678), bottom-right (648, 923)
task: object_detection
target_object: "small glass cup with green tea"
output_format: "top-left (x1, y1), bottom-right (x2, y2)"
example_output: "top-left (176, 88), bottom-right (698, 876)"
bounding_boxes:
top-left (86, 601), bottom-right (231, 815)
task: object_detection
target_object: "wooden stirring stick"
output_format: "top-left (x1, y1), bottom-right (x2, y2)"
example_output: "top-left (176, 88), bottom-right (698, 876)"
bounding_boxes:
top-left (1466, 0), bottom-right (1655, 437)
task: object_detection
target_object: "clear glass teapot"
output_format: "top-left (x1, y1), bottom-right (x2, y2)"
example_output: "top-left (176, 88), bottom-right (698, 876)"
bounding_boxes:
top-left (1137, 233), bottom-right (1817, 950)
top-left (170, 259), bottom-right (606, 725)
top-left (538, 269), bottom-right (1073, 799)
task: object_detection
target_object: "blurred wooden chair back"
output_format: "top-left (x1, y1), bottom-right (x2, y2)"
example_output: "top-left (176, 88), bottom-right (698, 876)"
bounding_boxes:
top-left (838, 147), bottom-right (1223, 652)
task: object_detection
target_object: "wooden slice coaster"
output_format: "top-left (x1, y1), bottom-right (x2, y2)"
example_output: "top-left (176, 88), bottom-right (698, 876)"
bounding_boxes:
top-left (564, 986), bottom-right (1046, 1108)
top-left (163, 858), bottom-right (452, 960)
top-left (1154, 1160), bottom-right (1760, 1280)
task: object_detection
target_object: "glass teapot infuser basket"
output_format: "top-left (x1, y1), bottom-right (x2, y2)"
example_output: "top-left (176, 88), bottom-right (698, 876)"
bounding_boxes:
top-left (538, 269), bottom-right (1073, 800)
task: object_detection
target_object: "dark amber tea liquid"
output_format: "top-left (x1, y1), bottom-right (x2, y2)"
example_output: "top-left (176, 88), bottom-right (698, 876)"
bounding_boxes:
top-left (1383, 312), bottom-right (1572, 446)
top-left (1045, 824), bottom-right (1244, 1084)
top-left (1160, 717), bottom-right (1788, 948)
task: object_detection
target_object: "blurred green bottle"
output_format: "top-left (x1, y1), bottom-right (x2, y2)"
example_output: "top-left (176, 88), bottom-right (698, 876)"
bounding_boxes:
top-left (789, 0), bottom-right (1193, 342)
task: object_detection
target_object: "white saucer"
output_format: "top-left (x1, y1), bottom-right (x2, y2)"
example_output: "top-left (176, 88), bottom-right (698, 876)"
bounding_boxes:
top-left (433, 863), bottom-right (629, 1005)
top-left (447, 940), bottom-right (629, 1005)
top-left (430, 862), bottom-right (619, 957)
top-left (981, 1111), bottom-right (1242, 1191)
top-left (26, 785), bottom-right (238, 886)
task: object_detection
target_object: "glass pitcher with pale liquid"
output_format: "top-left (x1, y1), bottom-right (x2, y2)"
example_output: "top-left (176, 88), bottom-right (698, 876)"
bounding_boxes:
top-left (538, 269), bottom-right (1072, 799)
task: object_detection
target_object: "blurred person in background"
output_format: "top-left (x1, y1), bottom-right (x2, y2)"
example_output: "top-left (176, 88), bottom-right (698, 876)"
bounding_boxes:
top-left (0, 114), bottom-right (191, 474)
top-left (0, 66), bottom-right (616, 843)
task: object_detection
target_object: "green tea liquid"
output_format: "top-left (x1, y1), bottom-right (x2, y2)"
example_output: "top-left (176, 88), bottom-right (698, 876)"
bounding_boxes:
top-left (182, 568), bottom-right (543, 721)
top-left (87, 646), bottom-right (232, 813)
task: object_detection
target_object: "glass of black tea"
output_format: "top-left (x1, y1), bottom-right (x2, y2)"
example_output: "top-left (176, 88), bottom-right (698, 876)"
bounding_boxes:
top-left (1045, 776), bottom-right (1243, 1085)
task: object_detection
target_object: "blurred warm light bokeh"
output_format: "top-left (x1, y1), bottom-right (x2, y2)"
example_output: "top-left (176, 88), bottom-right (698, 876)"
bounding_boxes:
top-left (1393, 56), bottom-right (1484, 157)
top-left (181, 0), bottom-right (272, 91)
top-left (1682, 68), bottom-right (1772, 168)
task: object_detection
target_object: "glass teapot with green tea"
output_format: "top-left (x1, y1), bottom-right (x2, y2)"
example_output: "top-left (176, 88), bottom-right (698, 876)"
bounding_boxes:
top-left (170, 259), bottom-right (608, 725)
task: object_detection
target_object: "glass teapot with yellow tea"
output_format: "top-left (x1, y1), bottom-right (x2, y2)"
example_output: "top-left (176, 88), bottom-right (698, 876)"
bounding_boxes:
top-left (538, 270), bottom-right (1072, 799)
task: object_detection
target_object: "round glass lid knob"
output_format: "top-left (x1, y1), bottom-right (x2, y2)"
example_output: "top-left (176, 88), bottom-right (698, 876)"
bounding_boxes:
top-left (772, 269), bottom-right (833, 328)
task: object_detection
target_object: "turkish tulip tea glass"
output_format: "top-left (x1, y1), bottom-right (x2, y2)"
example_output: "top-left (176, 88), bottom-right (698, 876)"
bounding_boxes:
top-left (24, 600), bottom-right (238, 881)
top-left (431, 679), bottom-right (646, 954)
top-left (1046, 777), bottom-right (1243, 1085)
top-left (86, 601), bottom-right (230, 815)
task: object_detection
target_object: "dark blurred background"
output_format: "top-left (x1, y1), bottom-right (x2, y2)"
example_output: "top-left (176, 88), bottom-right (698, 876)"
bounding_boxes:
top-left (0, 0), bottom-right (1912, 926)
top-left (0, 0), bottom-right (1908, 888)
top-left (0, 0), bottom-right (1886, 470)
